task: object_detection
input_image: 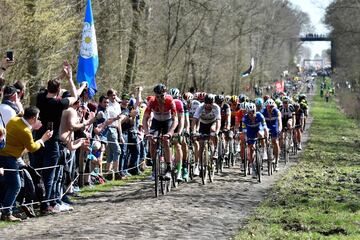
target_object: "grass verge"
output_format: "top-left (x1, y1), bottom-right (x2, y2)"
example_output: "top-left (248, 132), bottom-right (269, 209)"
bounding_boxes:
top-left (75, 168), bottom-right (151, 198)
top-left (235, 86), bottom-right (360, 239)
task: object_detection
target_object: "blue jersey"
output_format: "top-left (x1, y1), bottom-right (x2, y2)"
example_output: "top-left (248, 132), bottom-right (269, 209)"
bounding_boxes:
top-left (261, 108), bottom-right (281, 130)
top-left (241, 112), bottom-right (267, 134)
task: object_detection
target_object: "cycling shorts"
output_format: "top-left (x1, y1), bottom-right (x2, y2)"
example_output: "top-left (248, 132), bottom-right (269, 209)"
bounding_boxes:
top-left (268, 127), bottom-right (280, 139)
top-left (149, 118), bottom-right (173, 136)
top-left (246, 129), bottom-right (264, 145)
top-left (199, 121), bottom-right (216, 135)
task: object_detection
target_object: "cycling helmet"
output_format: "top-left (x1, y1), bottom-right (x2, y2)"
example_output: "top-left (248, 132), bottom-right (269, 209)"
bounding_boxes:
top-left (255, 98), bottom-right (264, 107)
top-left (215, 95), bottom-right (225, 104)
top-left (263, 95), bottom-right (270, 102)
top-left (230, 95), bottom-right (238, 103)
top-left (153, 84), bottom-right (167, 95)
top-left (299, 94), bottom-right (307, 101)
top-left (282, 96), bottom-right (290, 103)
top-left (239, 102), bottom-right (246, 110)
top-left (275, 98), bottom-right (282, 107)
top-left (169, 88), bottom-right (180, 99)
top-left (182, 92), bottom-right (193, 101)
top-left (224, 95), bottom-right (231, 103)
top-left (245, 102), bottom-right (256, 113)
top-left (265, 99), bottom-right (276, 108)
top-left (195, 92), bottom-right (206, 102)
top-left (204, 94), bottom-right (215, 104)
top-left (238, 94), bottom-right (246, 103)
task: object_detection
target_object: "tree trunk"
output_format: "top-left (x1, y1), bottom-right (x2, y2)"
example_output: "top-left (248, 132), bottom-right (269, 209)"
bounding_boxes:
top-left (25, 0), bottom-right (40, 105)
top-left (123, 0), bottom-right (144, 93)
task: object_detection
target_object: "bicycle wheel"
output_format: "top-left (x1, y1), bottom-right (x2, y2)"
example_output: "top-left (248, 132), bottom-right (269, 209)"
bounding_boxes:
top-left (230, 140), bottom-right (236, 167)
top-left (216, 139), bottom-right (223, 173)
top-left (200, 142), bottom-right (207, 185)
top-left (293, 131), bottom-right (298, 155)
top-left (267, 144), bottom-right (273, 176)
top-left (208, 144), bottom-right (215, 183)
top-left (256, 146), bottom-right (262, 183)
top-left (172, 169), bottom-right (178, 188)
top-left (154, 155), bottom-right (160, 197)
top-left (166, 177), bottom-right (172, 193)
top-left (243, 146), bottom-right (247, 177)
top-left (188, 148), bottom-right (194, 180)
top-left (283, 134), bottom-right (289, 165)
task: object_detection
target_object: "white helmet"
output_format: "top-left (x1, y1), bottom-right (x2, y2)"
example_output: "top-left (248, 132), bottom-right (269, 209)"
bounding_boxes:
top-left (265, 99), bottom-right (276, 108)
top-left (245, 103), bottom-right (256, 113)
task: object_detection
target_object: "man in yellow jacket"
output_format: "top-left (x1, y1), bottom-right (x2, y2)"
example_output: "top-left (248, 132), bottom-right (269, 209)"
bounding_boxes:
top-left (0, 106), bottom-right (52, 222)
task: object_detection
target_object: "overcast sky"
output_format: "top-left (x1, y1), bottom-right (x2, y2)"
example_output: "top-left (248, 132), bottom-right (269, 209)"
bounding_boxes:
top-left (289, 0), bottom-right (334, 58)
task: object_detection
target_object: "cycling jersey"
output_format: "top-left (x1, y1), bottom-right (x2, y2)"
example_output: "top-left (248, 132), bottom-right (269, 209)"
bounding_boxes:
top-left (193, 103), bottom-right (221, 124)
top-left (261, 108), bottom-right (281, 138)
top-left (180, 98), bottom-right (189, 116)
top-left (174, 99), bottom-right (184, 133)
top-left (220, 103), bottom-right (231, 129)
top-left (279, 104), bottom-right (295, 120)
top-left (294, 108), bottom-right (304, 128)
top-left (189, 100), bottom-right (201, 119)
top-left (174, 99), bottom-right (184, 115)
top-left (145, 95), bottom-right (177, 121)
top-left (230, 103), bottom-right (241, 126)
top-left (241, 112), bottom-right (267, 144)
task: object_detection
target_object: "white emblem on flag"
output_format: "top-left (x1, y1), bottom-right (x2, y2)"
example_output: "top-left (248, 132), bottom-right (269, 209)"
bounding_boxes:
top-left (80, 22), bottom-right (98, 59)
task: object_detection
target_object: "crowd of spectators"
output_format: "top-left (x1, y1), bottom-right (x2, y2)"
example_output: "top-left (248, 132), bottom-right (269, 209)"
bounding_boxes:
top-left (0, 57), bottom-right (147, 222)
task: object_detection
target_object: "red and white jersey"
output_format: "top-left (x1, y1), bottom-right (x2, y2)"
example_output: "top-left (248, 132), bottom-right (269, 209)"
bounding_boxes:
top-left (145, 95), bottom-right (177, 121)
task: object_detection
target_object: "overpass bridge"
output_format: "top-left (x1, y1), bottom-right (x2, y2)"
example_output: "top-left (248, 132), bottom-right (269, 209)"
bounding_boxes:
top-left (299, 33), bottom-right (335, 69)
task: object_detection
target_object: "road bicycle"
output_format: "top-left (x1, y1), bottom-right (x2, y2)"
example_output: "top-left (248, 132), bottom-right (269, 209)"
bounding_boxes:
top-left (147, 134), bottom-right (172, 197)
top-left (195, 133), bottom-right (216, 185)
top-left (247, 137), bottom-right (266, 183)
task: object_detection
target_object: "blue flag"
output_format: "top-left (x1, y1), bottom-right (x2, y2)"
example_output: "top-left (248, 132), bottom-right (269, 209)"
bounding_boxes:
top-left (77, 0), bottom-right (98, 98)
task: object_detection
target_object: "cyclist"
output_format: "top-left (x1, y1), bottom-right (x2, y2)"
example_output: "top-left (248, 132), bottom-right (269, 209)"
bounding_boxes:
top-left (180, 92), bottom-right (192, 180)
top-left (215, 94), bottom-right (231, 156)
top-left (169, 88), bottom-right (185, 181)
top-left (188, 92), bottom-right (203, 176)
top-left (279, 96), bottom-right (295, 148)
top-left (143, 84), bottom-right (178, 180)
top-left (191, 94), bottom-right (221, 166)
top-left (298, 94), bottom-right (308, 131)
top-left (255, 98), bottom-right (264, 112)
top-left (293, 103), bottom-right (304, 150)
top-left (234, 102), bottom-right (247, 164)
top-left (229, 95), bottom-right (241, 152)
top-left (241, 103), bottom-right (268, 178)
top-left (261, 99), bottom-right (282, 170)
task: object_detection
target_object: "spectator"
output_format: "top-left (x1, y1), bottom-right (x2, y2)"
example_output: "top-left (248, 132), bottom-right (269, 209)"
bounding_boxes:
top-left (0, 56), bottom-right (15, 93)
top-left (93, 95), bottom-right (115, 175)
top-left (33, 61), bottom-right (87, 215)
top-left (105, 89), bottom-right (122, 180)
top-left (13, 80), bottom-right (26, 101)
top-left (0, 106), bottom-right (53, 222)
top-left (119, 88), bottom-right (143, 176)
top-left (0, 85), bottom-right (22, 127)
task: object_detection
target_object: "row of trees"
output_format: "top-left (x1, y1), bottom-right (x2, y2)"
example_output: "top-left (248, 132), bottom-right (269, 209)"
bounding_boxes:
top-left (325, 0), bottom-right (360, 90)
top-left (325, 0), bottom-right (360, 118)
top-left (0, 0), bottom-right (310, 101)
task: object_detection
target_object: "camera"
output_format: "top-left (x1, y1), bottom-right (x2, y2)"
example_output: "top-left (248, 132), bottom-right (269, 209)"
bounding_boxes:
top-left (6, 50), bottom-right (13, 62)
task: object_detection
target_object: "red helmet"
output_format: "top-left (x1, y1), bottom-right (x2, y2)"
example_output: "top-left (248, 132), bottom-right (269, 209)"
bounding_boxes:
top-left (194, 92), bottom-right (206, 102)
top-left (182, 92), bottom-right (193, 101)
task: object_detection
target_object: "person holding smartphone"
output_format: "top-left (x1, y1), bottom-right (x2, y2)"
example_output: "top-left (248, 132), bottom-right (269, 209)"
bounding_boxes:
top-left (33, 61), bottom-right (87, 215)
top-left (0, 53), bottom-right (15, 97)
